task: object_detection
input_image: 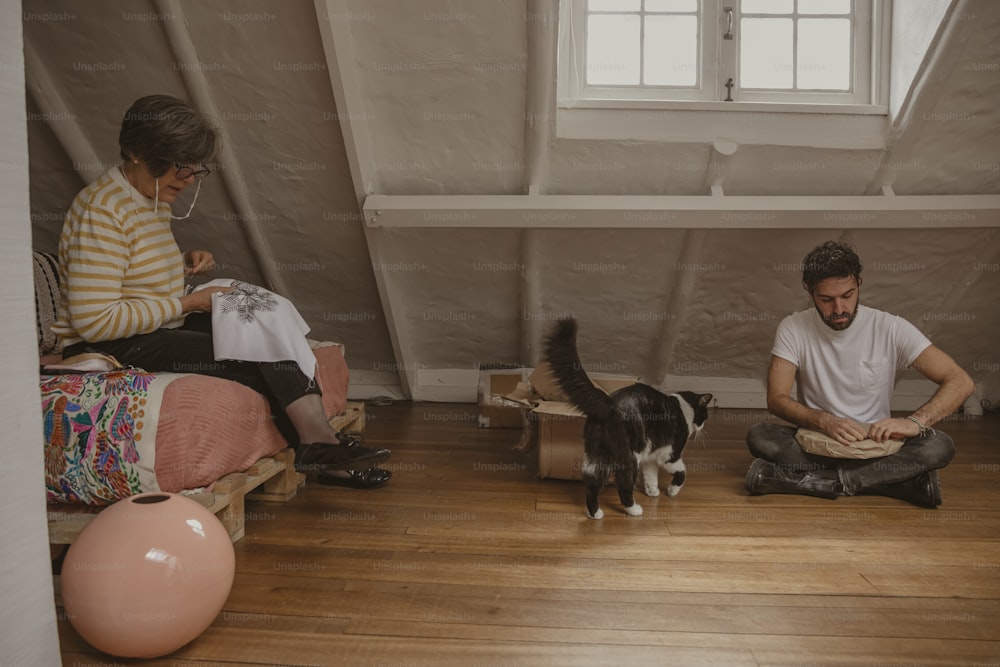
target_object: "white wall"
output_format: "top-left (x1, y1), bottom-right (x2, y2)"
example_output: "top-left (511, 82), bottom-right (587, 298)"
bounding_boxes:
top-left (890, 0), bottom-right (954, 118)
top-left (20, 0), bottom-right (1000, 405)
top-left (0, 2), bottom-right (62, 664)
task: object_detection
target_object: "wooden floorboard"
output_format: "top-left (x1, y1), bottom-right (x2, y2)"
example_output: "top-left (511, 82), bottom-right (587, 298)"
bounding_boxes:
top-left (56, 403), bottom-right (1000, 666)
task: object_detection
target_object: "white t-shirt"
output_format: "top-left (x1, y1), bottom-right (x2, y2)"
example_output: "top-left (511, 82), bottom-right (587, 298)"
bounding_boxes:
top-left (771, 305), bottom-right (931, 423)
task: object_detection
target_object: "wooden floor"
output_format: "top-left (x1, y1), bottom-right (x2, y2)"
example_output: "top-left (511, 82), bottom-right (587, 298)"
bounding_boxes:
top-left (58, 403), bottom-right (1000, 666)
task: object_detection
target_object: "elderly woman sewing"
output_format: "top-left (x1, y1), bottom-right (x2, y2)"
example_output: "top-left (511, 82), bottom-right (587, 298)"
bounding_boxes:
top-left (52, 94), bottom-right (391, 488)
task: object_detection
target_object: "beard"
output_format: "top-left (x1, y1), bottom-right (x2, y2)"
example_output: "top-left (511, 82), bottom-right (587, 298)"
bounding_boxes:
top-left (817, 303), bottom-right (858, 331)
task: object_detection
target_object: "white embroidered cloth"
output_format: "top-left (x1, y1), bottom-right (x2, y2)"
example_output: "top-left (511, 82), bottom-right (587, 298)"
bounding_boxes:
top-left (193, 279), bottom-right (316, 380)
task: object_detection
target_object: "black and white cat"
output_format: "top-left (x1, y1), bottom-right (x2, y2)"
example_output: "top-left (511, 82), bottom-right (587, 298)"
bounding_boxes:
top-left (544, 317), bottom-right (712, 519)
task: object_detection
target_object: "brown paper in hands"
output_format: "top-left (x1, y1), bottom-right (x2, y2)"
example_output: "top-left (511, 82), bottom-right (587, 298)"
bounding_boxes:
top-left (795, 427), bottom-right (905, 459)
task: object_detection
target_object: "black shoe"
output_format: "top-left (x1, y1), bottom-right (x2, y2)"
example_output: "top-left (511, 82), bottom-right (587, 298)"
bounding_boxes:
top-left (745, 458), bottom-right (841, 500)
top-left (341, 434), bottom-right (391, 466)
top-left (294, 440), bottom-right (391, 473)
top-left (863, 471), bottom-right (942, 508)
top-left (317, 467), bottom-right (393, 489)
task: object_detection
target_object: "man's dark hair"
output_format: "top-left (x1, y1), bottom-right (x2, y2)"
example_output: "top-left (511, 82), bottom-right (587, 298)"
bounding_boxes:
top-left (801, 241), bottom-right (862, 292)
top-left (119, 95), bottom-right (219, 177)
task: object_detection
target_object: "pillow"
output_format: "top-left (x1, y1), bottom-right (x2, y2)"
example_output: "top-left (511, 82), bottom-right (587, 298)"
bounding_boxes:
top-left (33, 251), bottom-right (61, 355)
top-left (795, 428), bottom-right (905, 459)
top-left (41, 369), bottom-right (167, 504)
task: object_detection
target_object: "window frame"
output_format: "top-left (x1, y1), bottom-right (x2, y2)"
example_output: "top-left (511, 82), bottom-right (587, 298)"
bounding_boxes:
top-left (558, 0), bottom-right (890, 114)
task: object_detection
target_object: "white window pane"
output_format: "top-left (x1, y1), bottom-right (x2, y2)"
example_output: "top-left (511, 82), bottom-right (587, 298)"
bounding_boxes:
top-left (741, 0), bottom-right (793, 14)
top-left (798, 18), bottom-right (851, 89)
top-left (798, 0), bottom-right (851, 15)
top-left (740, 18), bottom-right (793, 88)
top-left (590, 0), bottom-right (640, 11)
top-left (644, 15), bottom-right (698, 85)
top-left (645, 0), bottom-right (698, 12)
top-left (587, 14), bottom-right (641, 84)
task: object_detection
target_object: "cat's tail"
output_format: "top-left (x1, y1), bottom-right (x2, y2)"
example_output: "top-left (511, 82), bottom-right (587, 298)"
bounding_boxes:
top-left (543, 318), bottom-right (613, 420)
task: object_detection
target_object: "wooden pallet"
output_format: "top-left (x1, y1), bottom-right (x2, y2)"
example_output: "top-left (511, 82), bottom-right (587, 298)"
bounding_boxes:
top-left (329, 400), bottom-right (366, 434)
top-left (47, 448), bottom-right (301, 545)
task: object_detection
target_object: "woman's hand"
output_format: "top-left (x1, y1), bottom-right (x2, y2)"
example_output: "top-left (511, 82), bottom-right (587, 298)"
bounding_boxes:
top-left (179, 285), bottom-right (233, 313)
top-left (184, 249), bottom-right (216, 275)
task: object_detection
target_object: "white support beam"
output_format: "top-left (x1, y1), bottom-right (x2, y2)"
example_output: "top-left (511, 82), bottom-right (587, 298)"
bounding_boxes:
top-left (519, 231), bottom-right (544, 367)
top-left (314, 0), bottom-right (376, 200)
top-left (524, 0), bottom-right (557, 195)
top-left (649, 229), bottom-right (707, 386)
top-left (520, 0), bottom-right (559, 368)
top-left (363, 194), bottom-right (1000, 229)
top-left (358, 228), bottom-right (416, 398)
top-left (314, 0), bottom-right (412, 398)
top-left (701, 139), bottom-right (739, 195)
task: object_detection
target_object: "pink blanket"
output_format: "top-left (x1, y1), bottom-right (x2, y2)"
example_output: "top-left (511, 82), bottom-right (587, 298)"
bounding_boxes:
top-left (156, 341), bottom-right (349, 492)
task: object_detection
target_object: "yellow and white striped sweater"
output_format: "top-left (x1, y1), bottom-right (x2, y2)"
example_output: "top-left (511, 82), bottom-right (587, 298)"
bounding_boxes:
top-left (53, 167), bottom-right (186, 347)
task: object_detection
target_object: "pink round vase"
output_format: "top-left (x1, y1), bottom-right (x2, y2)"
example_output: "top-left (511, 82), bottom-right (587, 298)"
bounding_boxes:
top-left (61, 492), bottom-right (235, 658)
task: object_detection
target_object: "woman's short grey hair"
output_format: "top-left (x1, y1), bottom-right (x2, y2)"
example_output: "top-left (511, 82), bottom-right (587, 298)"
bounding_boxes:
top-left (118, 95), bottom-right (219, 177)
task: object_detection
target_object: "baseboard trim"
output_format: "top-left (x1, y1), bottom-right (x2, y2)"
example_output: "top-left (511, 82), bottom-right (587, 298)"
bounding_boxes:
top-left (346, 368), bottom-right (984, 418)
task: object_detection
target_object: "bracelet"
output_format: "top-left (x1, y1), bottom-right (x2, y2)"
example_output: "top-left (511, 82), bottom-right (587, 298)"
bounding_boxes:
top-left (906, 415), bottom-right (928, 435)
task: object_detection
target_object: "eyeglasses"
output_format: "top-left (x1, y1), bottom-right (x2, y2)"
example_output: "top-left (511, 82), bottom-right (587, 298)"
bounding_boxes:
top-left (174, 163), bottom-right (212, 181)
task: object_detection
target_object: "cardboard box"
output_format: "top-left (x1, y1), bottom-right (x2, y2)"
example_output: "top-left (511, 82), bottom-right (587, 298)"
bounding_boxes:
top-left (529, 362), bottom-right (637, 402)
top-left (528, 362), bottom-right (568, 402)
top-left (477, 370), bottom-right (535, 428)
top-left (533, 401), bottom-right (587, 480)
top-left (532, 376), bottom-right (638, 480)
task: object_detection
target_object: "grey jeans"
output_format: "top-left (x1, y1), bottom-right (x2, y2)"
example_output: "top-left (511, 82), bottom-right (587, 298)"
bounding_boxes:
top-left (746, 422), bottom-right (955, 494)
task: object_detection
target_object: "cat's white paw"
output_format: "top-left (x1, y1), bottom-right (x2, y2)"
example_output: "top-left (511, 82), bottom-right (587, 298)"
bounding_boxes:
top-left (588, 508), bottom-right (604, 520)
top-left (643, 483), bottom-right (660, 497)
top-left (667, 484), bottom-right (682, 497)
top-left (624, 503), bottom-right (643, 516)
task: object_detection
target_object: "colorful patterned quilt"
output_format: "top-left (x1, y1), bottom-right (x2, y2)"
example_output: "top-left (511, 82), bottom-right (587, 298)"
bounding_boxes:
top-left (40, 369), bottom-right (177, 505)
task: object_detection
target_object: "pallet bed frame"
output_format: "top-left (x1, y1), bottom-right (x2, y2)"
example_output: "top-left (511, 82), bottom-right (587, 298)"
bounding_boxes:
top-left (47, 402), bottom-right (367, 546)
top-left (47, 448), bottom-right (300, 546)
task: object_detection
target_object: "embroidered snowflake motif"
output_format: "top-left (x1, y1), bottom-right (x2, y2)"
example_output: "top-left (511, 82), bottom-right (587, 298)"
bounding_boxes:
top-left (218, 280), bottom-right (279, 323)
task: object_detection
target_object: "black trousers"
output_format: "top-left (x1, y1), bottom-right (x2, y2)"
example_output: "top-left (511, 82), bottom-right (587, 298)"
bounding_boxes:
top-left (746, 422), bottom-right (955, 493)
top-left (63, 313), bottom-right (319, 446)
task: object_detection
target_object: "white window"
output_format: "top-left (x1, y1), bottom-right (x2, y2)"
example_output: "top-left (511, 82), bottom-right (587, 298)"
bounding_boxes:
top-left (559, 0), bottom-right (889, 110)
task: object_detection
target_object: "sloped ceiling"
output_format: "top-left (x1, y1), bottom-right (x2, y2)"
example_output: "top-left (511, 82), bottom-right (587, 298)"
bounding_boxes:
top-left (884, 1), bottom-right (1000, 194)
top-left (24, 0), bottom-right (1000, 407)
top-left (25, 0), bottom-right (393, 367)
